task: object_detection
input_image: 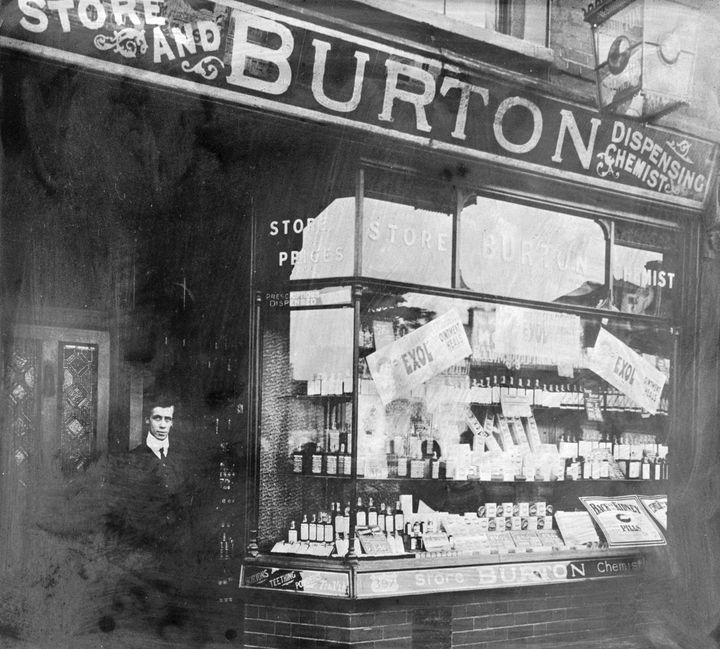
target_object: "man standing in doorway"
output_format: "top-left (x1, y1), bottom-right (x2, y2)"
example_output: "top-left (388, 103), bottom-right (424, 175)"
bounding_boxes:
top-left (122, 390), bottom-right (188, 547)
top-left (105, 388), bottom-right (209, 643)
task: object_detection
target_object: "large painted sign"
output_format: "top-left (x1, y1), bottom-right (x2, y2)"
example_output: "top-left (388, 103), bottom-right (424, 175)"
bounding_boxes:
top-left (355, 555), bottom-right (645, 597)
top-left (0, 0), bottom-right (715, 208)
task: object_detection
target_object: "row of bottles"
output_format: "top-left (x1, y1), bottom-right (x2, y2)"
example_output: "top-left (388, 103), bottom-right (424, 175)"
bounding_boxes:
top-left (387, 449), bottom-right (443, 479)
top-left (288, 498), bottom-right (406, 543)
top-left (292, 443), bottom-right (354, 475)
top-left (562, 455), bottom-right (669, 480)
top-left (465, 375), bottom-right (668, 411)
top-left (356, 368), bottom-right (670, 414)
top-left (284, 502), bottom-right (558, 554)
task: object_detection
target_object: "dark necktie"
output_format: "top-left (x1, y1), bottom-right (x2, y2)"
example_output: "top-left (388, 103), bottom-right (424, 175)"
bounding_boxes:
top-left (160, 447), bottom-right (165, 460)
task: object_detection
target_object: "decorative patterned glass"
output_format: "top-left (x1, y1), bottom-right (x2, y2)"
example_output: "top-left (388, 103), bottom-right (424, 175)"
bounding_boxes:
top-left (6, 339), bottom-right (40, 477)
top-left (60, 343), bottom-right (98, 472)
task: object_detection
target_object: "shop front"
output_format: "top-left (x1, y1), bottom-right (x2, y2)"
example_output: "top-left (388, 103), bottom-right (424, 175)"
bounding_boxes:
top-left (0, 0), bottom-right (717, 647)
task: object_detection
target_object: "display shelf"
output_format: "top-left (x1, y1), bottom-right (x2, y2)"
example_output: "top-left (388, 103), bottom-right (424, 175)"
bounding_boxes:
top-left (240, 545), bottom-right (656, 599)
top-left (243, 545), bottom-right (657, 570)
top-left (281, 394), bottom-right (352, 400)
top-left (286, 474), bottom-right (668, 485)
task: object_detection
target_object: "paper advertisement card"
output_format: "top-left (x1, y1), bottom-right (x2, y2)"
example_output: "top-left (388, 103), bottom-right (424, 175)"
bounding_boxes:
top-left (580, 495), bottom-right (666, 547)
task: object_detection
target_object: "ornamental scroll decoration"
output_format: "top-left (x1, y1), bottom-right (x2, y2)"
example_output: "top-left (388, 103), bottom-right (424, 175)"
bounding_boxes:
top-left (181, 56), bottom-right (226, 80)
top-left (596, 150), bottom-right (621, 180)
top-left (94, 28), bottom-right (148, 58)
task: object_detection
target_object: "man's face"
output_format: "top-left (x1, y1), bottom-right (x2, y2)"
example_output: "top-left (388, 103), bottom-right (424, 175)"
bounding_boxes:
top-left (147, 406), bottom-right (174, 441)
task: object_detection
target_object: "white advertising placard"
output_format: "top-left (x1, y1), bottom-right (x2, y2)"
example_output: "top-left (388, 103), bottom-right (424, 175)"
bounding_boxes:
top-left (500, 392), bottom-right (533, 418)
top-left (587, 327), bottom-right (667, 415)
top-left (580, 496), bottom-right (666, 547)
top-left (494, 305), bottom-right (583, 367)
top-left (366, 310), bottom-right (471, 405)
top-left (638, 495), bottom-right (668, 530)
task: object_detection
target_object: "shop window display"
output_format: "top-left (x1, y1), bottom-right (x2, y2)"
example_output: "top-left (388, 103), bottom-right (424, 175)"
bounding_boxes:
top-left (251, 165), bottom-right (674, 582)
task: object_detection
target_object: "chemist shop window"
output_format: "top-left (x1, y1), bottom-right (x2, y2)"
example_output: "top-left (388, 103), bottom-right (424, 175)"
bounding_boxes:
top-left (390, 0), bottom-right (548, 45)
top-left (361, 167), bottom-right (454, 289)
top-left (611, 222), bottom-right (680, 320)
top-left (458, 195), bottom-right (608, 307)
top-left (357, 290), bottom-right (672, 485)
top-left (286, 197), bottom-right (356, 281)
top-left (258, 300), bottom-right (354, 546)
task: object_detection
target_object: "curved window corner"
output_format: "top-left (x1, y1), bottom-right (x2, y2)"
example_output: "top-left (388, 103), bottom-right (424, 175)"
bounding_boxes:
top-left (459, 196), bottom-right (607, 307)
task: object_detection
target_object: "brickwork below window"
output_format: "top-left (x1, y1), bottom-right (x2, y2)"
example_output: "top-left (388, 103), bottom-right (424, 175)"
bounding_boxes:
top-left (242, 577), bottom-right (664, 649)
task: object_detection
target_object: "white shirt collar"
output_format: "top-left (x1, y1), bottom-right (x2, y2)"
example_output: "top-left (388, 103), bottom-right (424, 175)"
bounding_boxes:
top-left (145, 432), bottom-right (169, 459)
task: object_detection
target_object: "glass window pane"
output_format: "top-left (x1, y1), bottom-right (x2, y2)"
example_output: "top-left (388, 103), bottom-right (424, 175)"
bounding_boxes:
top-left (362, 197), bottom-right (452, 287)
top-left (258, 304), bottom-right (354, 548)
top-left (386, 0), bottom-right (547, 44)
top-left (357, 289), bottom-right (672, 489)
top-left (459, 196), bottom-right (607, 305)
top-left (445, 0), bottom-right (496, 30)
top-left (61, 343), bottom-right (99, 473)
top-left (361, 166), bottom-right (454, 287)
top-left (288, 197), bottom-right (355, 280)
top-left (612, 222), bottom-right (680, 318)
top-left (523, 0), bottom-right (547, 45)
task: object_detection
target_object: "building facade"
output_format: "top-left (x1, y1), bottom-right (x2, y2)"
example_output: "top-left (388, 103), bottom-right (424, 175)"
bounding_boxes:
top-left (1, 1), bottom-right (720, 647)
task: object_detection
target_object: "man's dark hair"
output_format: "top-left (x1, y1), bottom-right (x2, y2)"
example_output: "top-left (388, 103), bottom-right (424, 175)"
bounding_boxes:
top-left (143, 386), bottom-right (178, 417)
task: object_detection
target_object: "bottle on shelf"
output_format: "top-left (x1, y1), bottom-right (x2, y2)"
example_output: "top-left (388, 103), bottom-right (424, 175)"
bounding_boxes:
top-left (327, 425), bottom-right (340, 454)
top-left (641, 456), bottom-right (651, 480)
top-left (367, 498), bottom-right (378, 527)
top-left (565, 457), bottom-right (580, 480)
top-left (333, 502), bottom-right (345, 537)
top-left (292, 447), bottom-right (304, 474)
top-left (311, 446), bottom-right (324, 475)
top-left (325, 446), bottom-right (338, 476)
top-left (430, 451), bottom-right (440, 479)
top-left (308, 514), bottom-right (317, 541)
top-left (378, 503), bottom-right (387, 532)
top-left (288, 520), bottom-right (298, 544)
top-left (343, 502), bottom-right (351, 536)
top-left (323, 512), bottom-right (334, 543)
top-left (342, 444), bottom-right (352, 476)
top-left (394, 500), bottom-right (404, 532)
top-left (627, 457), bottom-right (642, 479)
top-left (581, 456), bottom-right (592, 480)
top-left (337, 444), bottom-right (346, 475)
top-left (385, 505), bottom-right (395, 534)
top-left (356, 497), bottom-right (367, 527)
top-left (299, 515), bottom-right (309, 542)
top-left (397, 453), bottom-right (409, 478)
top-left (653, 457), bottom-right (663, 480)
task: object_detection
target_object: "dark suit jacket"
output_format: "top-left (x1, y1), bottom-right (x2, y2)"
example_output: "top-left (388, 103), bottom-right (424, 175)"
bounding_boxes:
top-left (108, 441), bottom-right (191, 550)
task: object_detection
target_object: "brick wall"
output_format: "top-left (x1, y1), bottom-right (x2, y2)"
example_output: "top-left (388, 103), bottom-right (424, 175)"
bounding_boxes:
top-left (242, 576), bottom-right (658, 649)
top-left (244, 604), bottom-right (413, 649)
top-left (449, 579), bottom-right (652, 648)
top-left (549, 0), bottom-right (596, 82)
